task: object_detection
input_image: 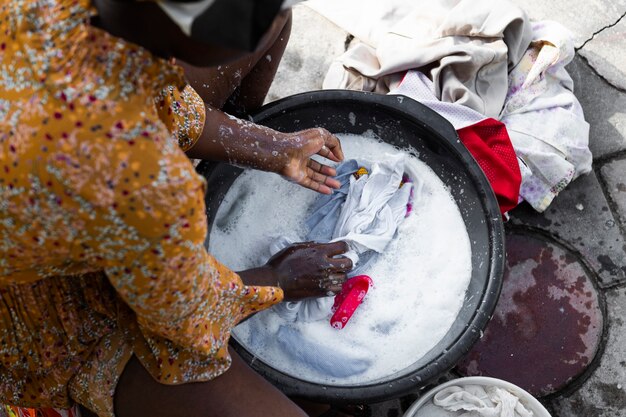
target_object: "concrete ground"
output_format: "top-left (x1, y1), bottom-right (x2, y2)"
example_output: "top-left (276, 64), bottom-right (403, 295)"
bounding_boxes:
top-left (266, 3), bottom-right (626, 416)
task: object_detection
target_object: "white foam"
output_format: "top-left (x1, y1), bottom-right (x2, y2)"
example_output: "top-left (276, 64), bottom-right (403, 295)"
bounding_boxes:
top-left (209, 134), bottom-right (472, 385)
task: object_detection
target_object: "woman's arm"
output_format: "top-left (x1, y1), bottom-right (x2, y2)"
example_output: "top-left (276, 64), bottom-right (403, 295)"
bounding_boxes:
top-left (186, 104), bottom-right (344, 194)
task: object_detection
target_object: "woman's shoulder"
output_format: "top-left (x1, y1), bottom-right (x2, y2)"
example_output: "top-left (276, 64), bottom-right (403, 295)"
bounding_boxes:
top-left (2, 0), bottom-right (184, 100)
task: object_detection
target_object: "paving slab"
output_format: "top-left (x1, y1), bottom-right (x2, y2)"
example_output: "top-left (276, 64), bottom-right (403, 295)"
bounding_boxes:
top-left (509, 0), bottom-right (626, 47)
top-left (509, 171), bottom-right (626, 287)
top-left (567, 56), bottom-right (626, 159)
top-left (579, 15), bottom-right (626, 91)
top-left (552, 287), bottom-right (626, 416)
top-left (456, 231), bottom-right (604, 397)
top-left (266, 5), bottom-right (347, 103)
top-left (600, 157), bottom-right (626, 229)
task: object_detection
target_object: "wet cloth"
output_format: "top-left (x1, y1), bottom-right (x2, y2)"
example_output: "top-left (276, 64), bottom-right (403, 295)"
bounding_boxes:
top-left (421, 384), bottom-right (534, 417)
top-left (0, 1), bottom-right (282, 416)
top-left (499, 21), bottom-right (592, 211)
top-left (324, 156), bottom-right (413, 255)
top-left (273, 154), bottom-right (413, 322)
top-left (276, 326), bottom-right (372, 378)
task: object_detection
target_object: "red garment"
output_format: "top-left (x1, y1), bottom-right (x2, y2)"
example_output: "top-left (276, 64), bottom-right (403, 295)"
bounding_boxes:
top-left (330, 275), bottom-right (373, 330)
top-left (457, 118), bottom-right (522, 214)
top-left (393, 70), bottom-right (521, 214)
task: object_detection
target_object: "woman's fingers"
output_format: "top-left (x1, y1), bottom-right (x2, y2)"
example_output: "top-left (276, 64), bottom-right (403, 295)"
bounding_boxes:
top-left (317, 129), bottom-right (344, 162)
top-left (319, 164), bottom-right (337, 177)
top-left (316, 144), bottom-right (339, 162)
top-left (306, 167), bottom-right (340, 190)
top-left (328, 256), bottom-right (353, 272)
top-left (307, 160), bottom-right (340, 189)
top-left (296, 166), bottom-right (339, 195)
top-left (307, 159), bottom-right (337, 177)
top-left (302, 128), bottom-right (343, 163)
top-left (322, 241), bottom-right (351, 257)
top-left (321, 273), bottom-right (348, 294)
top-left (299, 176), bottom-right (332, 195)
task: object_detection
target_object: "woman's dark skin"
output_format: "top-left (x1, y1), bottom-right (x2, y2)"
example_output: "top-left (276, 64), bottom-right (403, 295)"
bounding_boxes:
top-left (243, 241), bottom-right (353, 300)
top-left (87, 2), bottom-right (353, 417)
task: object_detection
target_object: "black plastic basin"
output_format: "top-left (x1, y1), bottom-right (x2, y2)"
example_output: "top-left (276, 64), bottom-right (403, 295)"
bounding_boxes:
top-left (197, 90), bottom-right (504, 404)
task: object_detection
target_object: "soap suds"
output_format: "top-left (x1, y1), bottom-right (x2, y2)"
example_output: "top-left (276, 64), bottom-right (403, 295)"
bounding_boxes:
top-left (209, 133), bottom-right (472, 385)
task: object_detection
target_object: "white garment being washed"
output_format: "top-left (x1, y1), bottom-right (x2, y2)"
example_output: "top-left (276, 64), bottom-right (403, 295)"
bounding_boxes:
top-left (275, 325), bottom-right (372, 378)
top-left (272, 153), bottom-right (413, 322)
top-left (331, 154), bottom-right (411, 254)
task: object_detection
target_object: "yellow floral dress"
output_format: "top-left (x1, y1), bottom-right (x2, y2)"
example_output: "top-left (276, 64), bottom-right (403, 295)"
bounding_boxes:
top-left (0, 1), bottom-right (283, 416)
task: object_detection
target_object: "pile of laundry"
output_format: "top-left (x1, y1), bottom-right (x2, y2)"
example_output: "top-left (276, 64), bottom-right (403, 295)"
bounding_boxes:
top-left (305, 0), bottom-right (592, 214)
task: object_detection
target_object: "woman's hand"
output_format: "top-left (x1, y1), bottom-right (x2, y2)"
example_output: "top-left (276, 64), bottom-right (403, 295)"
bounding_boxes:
top-left (275, 128), bottom-right (344, 194)
top-left (238, 241), bottom-right (353, 301)
top-left (268, 241), bottom-right (352, 300)
top-left (186, 107), bottom-right (345, 194)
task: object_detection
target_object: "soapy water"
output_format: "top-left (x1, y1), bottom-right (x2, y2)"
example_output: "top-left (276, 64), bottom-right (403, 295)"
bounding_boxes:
top-left (209, 133), bottom-right (472, 385)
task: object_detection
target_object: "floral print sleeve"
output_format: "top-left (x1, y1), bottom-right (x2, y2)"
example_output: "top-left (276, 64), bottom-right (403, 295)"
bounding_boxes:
top-left (92, 115), bottom-right (282, 382)
top-left (96, 117), bottom-right (283, 382)
top-left (156, 84), bottom-right (206, 152)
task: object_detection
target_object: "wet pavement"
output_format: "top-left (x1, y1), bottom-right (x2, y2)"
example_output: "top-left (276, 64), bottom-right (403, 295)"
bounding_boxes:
top-left (267, 4), bottom-right (626, 416)
top-left (456, 231), bottom-right (604, 398)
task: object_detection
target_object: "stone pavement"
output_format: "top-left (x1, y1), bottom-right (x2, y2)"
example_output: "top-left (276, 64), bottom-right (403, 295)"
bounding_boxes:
top-left (266, 4), bottom-right (626, 416)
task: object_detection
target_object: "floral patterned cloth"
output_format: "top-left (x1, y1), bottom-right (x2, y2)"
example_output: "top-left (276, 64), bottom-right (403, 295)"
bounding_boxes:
top-left (1, 404), bottom-right (80, 417)
top-left (499, 20), bottom-right (592, 212)
top-left (0, 0), bottom-right (283, 416)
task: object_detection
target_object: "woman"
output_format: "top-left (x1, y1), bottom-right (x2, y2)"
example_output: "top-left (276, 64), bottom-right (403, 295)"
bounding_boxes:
top-left (0, 0), bottom-right (353, 416)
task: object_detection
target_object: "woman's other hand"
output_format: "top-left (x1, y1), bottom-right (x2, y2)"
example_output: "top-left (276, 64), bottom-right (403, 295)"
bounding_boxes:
top-left (238, 241), bottom-right (353, 301)
top-left (268, 241), bottom-right (352, 301)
